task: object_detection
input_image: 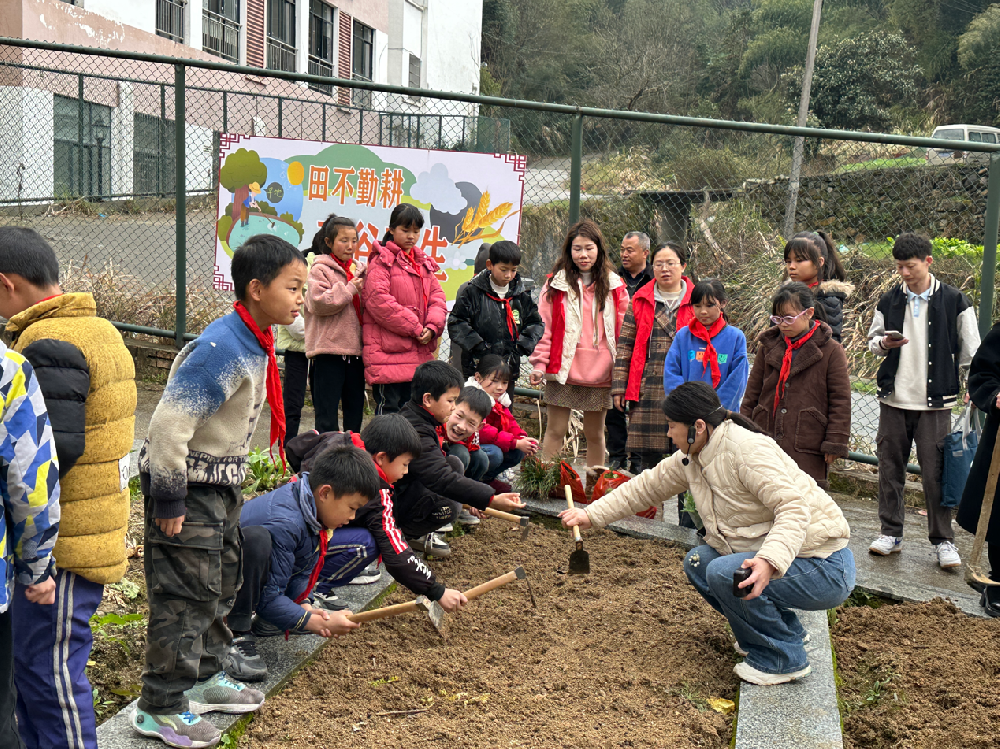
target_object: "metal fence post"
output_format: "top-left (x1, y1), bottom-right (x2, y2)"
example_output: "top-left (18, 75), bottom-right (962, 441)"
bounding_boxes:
top-left (980, 153), bottom-right (1000, 337)
top-left (278, 96), bottom-right (283, 138)
top-left (569, 113), bottom-right (583, 225)
top-left (222, 90), bottom-right (228, 133)
top-left (174, 64), bottom-right (186, 349)
top-left (77, 74), bottom-right (84, 197)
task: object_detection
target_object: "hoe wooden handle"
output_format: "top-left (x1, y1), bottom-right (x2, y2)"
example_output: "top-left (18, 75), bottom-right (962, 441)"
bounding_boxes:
top-left (565, 485), bottom-right (583, 544)
top-left (463, 570), bottom-right (520, 601)
top-left (483, 507), bottom-right (525, 523)
top-left (346, 600), bottom-right (421, 624)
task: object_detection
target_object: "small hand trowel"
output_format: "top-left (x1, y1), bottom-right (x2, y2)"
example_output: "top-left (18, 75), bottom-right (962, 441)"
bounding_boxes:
top-left (565, 484), bottom-right (590, 575)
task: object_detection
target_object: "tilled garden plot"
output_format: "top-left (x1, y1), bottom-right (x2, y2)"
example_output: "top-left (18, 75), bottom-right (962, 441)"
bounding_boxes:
top-left (242, 520), bottom-right (738, 748)
top-left (833, 599), bottom-right (1000, 749)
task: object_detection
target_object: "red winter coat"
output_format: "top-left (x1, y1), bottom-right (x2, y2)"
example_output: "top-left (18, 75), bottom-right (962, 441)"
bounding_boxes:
top-left (480, 400), bottom-right (527, 452)
top-left (361, 240), bottom-right (448, 385)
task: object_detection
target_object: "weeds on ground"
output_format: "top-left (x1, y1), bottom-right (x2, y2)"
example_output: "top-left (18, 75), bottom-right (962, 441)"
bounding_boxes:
top-left (843, 659), bottom-right (905, 714)
top-left (243, 448), bottom-right (288, 495)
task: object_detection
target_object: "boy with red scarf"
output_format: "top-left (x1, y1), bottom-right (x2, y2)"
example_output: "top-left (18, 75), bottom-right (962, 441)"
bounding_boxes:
top-left (305, 214), bottom-right (366, 433)
top-left (741, 282), bottom-right (851, 489)
top-left (135, 235), bottom-right (307, 748)
top-left (663, 278), bottom-right (749, 412)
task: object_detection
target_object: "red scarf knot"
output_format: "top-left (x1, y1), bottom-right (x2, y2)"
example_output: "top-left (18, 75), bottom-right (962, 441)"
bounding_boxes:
top-left (233, 301), bottom-right (287, 473)
top-left (486, 290), bottom-right (517, 339)
top-left (332, 254), bottom-right (363, 323)
top-left (294, 526), bottom-right (331, 605)
top-left (773, 321), bottom-right (820, 416)
top-left (687, 316), bottom-right (727, 388)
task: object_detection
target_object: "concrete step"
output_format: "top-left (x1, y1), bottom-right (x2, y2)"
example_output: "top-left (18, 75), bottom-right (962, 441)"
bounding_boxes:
top-left (96, 568), bottom-right (395, 749)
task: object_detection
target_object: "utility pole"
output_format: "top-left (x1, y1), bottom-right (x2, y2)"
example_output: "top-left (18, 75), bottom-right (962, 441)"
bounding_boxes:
top-left (783, 0), bottom-right (824, 240)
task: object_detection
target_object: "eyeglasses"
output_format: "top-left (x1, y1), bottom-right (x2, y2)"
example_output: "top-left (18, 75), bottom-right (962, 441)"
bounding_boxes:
top-left (769, 309), bottom-right (811, 325)
top-left (653, 261), bottom-right (682, 269)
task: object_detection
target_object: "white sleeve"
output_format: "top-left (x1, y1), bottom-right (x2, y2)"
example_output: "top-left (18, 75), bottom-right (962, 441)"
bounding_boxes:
top-left (958, 307), bottom-right (981, 374)
top-left (867, 309), bottom-right (889, 357)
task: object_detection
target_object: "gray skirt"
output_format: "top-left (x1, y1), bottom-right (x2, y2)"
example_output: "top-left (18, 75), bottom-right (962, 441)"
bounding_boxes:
top-left (543, 380), bottom-right (612, 411)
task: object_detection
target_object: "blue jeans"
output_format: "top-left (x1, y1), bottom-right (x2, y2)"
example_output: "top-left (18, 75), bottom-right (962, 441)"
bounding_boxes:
top-left (446, 443), bottom-right (489, 481)
top-left (683, 545), bottom-right (855, 674)
top-left (481, 445), bottom-right (524, 482)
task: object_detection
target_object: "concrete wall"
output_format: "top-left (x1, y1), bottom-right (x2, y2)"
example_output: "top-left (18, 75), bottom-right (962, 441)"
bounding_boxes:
top-left (0, 86), bottom-right (54, 202)
top-left (82, 0), bottom-right (155, 35)
top-left (426, 0), bottom-right (481, 96)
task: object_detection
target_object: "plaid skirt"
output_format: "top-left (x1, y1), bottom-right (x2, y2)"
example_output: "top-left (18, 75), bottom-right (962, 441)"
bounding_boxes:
top-left (544, 381), bottom-right (612, 411)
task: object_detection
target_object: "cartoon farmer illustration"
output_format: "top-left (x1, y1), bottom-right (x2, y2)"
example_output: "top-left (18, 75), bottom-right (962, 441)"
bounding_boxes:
top-left (241, 182), bottom-right (261, 227)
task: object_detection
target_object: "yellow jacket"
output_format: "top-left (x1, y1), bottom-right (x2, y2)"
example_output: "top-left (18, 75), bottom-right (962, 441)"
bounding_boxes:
top-left (8, 293), bottom-right (136, 584)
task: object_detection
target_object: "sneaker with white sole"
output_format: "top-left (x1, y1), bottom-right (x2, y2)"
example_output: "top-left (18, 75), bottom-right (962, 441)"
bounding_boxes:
top-left (347, 564), bottom-right (382, 585)
top-left (224, 634), bottom-right (267, 682)
top-left (734, 661), bottom-right (811, 685)
top-left (457, 508), bottom-right (481, 526)
top-left (409, 532), bottom-right (451, 558)
top-left (132, 708), bottom-right (221, 748)
top-left (869, 535), bottom-right (903, 556)
top-left (936, 540), bottom-right (961, 569)
top-left (308, 592), bottom-right (350, 611)
top-left (184, 672), bottom-right (265, 715)
top-left (437, 523), bottom-right (454, 533)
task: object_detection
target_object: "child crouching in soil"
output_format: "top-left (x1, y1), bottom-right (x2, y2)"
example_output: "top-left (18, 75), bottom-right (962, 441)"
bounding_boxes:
top-left (440, 386), bottom-right (493, 484)
top-left (135, 235), bottom-right (307, 748)
top-left (469, 355), bottom-right (539, 493)
top-left (561, 381), bottom-right (855, 686)
top-left (225, 444), bottom-right (378, 681)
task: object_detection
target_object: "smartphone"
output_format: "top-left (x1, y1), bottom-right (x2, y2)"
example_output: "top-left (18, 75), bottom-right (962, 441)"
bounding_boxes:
top-left (733, 568), bottom-right (753, 598)
top-left (884, 331), bottom-right (904, 341)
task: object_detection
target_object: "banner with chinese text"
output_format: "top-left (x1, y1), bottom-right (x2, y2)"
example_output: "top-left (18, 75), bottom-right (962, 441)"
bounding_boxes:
top-left (213, 135), bottom-right (526, 305)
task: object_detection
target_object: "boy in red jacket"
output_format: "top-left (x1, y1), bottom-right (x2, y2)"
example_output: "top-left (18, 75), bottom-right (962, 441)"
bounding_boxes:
top-left (469, 355), bottom-right (539, 492)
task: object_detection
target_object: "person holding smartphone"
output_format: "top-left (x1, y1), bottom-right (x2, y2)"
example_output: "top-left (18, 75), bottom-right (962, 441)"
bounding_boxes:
top-left (866, 233), bottom-right (980, 568)
top-left (560, 381), bottom-right (855, 686)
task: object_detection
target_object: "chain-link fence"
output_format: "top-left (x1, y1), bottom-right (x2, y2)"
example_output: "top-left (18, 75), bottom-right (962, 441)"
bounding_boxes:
top-left (1, 37), bottom-right (997, 464)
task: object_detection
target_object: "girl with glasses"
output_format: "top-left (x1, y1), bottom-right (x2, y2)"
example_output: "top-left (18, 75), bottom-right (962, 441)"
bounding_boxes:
top-left (610, 242), bottom-right (695, 475)
top-left (740, 282), bottom-right (852, 488)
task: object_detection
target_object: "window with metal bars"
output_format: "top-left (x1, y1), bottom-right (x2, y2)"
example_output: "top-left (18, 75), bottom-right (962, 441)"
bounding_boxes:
top-left (352, 19), bottom-right (374, 107)
top-left (267, 0), bottom-right (297, 72)
top-left (308, 0), bottom-right (335, 94)
top-left (133, 113), bottom-right (177, 198)
top-left (408, 52), bottom-right (421, 89)
top-left (203, 0), bottom-right (240, 63)
top-left (53, 95), bottom-right (112, 200)
top-left (156, 0), bottom-right (187, 43)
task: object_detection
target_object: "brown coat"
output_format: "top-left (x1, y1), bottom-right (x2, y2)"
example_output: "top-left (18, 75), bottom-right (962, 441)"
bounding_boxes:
top-left (740, 322), bottom-right (851, 488)
top-left (612, 299), bottom-right (679, 454)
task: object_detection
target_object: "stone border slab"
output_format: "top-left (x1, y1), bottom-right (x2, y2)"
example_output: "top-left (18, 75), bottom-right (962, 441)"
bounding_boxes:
top-left (96, 569), bottom-right (395, 749)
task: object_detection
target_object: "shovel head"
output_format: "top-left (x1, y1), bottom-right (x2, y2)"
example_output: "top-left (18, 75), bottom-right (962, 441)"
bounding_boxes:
top-left (568, 542), bottom-right (590, 575)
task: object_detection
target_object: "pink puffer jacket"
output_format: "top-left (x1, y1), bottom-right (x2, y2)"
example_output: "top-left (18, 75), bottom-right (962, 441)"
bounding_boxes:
top-left (361, 240), bottom-right (448, 385)
top-left (304, 254), bottom-right (363, 358)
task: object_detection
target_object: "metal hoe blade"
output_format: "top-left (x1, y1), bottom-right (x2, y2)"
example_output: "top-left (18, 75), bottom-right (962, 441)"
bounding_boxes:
top-left (568, 541), bottom-right (590, 575)
top-left (415, 595), bottom-right (447, 639)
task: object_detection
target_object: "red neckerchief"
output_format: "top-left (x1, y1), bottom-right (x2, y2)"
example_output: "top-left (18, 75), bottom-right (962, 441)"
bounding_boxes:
top-left (485, 289), bottom-right (517, 339)
top-left (36, 293), bottom-right (63, 304)
top-left (774, 321), bottom-right (820, 416)
top-left (807, 279), bottom-right (819, 289)
top-left (687, 316), bottom-right (727, 388)
top-left (294, 526), bottom-right (330, 605)
top-left (374, 459), bottom-right (391, 484)
top-left (332, 254), bottom-right (363, 323)
top-left (233, 301), bottom-right (286, 471)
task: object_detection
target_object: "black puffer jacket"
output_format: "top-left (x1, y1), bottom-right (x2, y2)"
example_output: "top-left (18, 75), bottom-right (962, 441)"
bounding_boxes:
top-left (286, 430), bottom-right (446, 601)
top-left (447, 270), bottom-right (543, 379)
top-left (813, 279), bottom-right (854, 343)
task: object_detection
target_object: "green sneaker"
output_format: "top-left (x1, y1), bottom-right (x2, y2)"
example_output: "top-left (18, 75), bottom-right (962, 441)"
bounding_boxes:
top-left (185, 672), bottom-right (265, 715)
top-left (131, 708), bottom-right (221, 748)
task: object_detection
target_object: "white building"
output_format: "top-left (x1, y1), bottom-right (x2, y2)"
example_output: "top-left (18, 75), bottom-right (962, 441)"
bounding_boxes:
top-left (0, 0), bottom-right (485, 203)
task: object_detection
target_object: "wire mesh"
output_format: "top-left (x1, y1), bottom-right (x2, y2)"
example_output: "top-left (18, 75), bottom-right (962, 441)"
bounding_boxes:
top-left (0, 40), bottom-right (994, 458)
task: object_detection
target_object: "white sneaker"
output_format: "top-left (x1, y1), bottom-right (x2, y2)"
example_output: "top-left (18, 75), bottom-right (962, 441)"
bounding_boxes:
top-left (734, 661), bottom-right (811, 685)
top-left (869, 535), bottom-right (903, 556)
top-left (936, 541), bottom-right (961, 569)
top-left (457, 508), bottom-right (481, 526)
top-left (437, 523), bottom-right (454, 533)
top-left (347, 564), bottom-right (382, 585)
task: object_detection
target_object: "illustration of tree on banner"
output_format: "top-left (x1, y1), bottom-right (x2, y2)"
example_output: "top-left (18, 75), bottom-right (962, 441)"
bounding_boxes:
top-left (453, 191), bottom-right (519, 247)
top-left (219, 148), bottom-right (267, 247)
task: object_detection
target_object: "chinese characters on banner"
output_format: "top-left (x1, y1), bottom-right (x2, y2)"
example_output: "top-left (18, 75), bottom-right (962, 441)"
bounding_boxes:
top-left (215, 135), bottom-right (525, 306)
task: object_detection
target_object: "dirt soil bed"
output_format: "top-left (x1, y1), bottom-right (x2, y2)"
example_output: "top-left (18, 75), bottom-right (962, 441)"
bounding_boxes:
top-left (833, 599), bottom-right (1000, 749)
top-left (242, 521), bottom-right (738, 748)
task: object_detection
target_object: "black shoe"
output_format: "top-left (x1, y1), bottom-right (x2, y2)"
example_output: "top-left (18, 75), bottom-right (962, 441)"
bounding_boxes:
top-left (628, 458), bottom-right (642, 474)
top-left (982, 586), bottom-right (1000, 618)
top-left (609, 457), bottom-right (626, 471)
top-left (224, 633), bottom-right (267, 682)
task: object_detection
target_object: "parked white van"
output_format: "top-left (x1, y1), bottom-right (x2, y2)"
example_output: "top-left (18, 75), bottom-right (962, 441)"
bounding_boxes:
top-left (926, 124), bottom-right (1000, 164)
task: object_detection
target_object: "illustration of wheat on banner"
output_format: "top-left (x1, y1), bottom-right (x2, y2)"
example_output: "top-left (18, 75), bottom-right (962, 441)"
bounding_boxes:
top-left (454, 191), bottom-right (519, 246)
